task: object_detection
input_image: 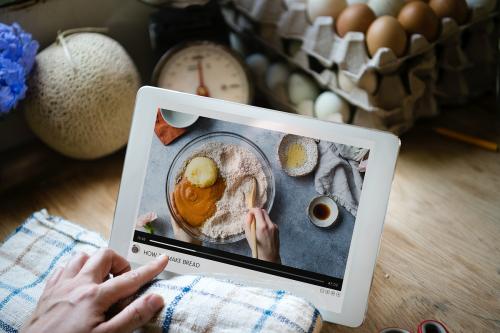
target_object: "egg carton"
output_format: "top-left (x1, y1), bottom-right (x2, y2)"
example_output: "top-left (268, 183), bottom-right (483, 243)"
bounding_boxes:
top-left (352, 107), bottom-right (414, 135)
top-left (329, 51), bottom-right (438, 114)
top-left (225, 17), bottom-right (436, 135)
top-left (243, 47), bottom-right (420, 135)
top-left (225, 0), bottom-right (499, 82)
top-left (223, 2), bottom-right (497, 134)
top-left (252, 60), bottom-right (416, 135)
top-left (437, 18), bottom-right (497, 71)
top-left (435, 63), bottom-right (497, 105)
top-left (435, 16), bottom-right (499, 104)
top-left (232, 0), bottom-right (285, 24)
top-left (223, 7), bottom-right (336, 85)
top-left (226, 14), bottom-right (439, 119)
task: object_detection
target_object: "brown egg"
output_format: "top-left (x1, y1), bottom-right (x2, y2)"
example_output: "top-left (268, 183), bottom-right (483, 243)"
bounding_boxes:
top-left (336, 4), bottom-right (376, 37)
top-left (398, 1), bottom-right (440, 42)
top-left (366, 16), bottom-right (408, 57)
top-left (429, 0), bottom-right (469, 24)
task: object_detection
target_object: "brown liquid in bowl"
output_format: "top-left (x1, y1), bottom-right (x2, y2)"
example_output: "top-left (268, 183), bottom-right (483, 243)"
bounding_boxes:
top-left (172, 176), bottom-right (225, 227)
top-left (313, 203), bottom-right (330, 220)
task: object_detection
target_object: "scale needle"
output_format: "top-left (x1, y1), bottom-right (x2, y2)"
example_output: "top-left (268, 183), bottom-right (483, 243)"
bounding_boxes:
top-left (196, 59), bottom-right (210, 97)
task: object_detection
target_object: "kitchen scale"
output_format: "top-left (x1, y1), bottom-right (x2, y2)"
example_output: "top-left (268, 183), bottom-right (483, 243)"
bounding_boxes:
top-left (152, 40), bottom-right (254, 139)
top-left (152, 40), bottom-right (253, 104)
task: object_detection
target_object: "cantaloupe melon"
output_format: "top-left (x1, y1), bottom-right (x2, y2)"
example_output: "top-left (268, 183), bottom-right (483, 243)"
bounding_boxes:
top-left (23, 33), bottom-right (140, 159)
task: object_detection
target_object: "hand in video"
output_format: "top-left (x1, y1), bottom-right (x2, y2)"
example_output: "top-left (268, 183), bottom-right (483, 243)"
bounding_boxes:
top-left (245, 208), bottom-right (281, 264)
top-left (21, 249), bottom-right (168, 333)
top-left (169, 217), bottom-right (202, 245)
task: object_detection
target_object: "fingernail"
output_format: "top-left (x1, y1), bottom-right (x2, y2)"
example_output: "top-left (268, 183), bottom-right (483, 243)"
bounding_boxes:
top-left (146, 294), bottom-right (164, 311)
top-left (157, 254), bottom-right (169, 262)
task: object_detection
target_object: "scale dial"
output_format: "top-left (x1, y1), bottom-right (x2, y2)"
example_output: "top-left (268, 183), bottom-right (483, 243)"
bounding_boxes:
top-left (154, 41), bottom-right (252, 104)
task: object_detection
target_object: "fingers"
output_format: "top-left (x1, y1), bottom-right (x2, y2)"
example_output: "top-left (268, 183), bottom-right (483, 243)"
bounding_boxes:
top-left (250, 208), bottom-right (266, 230)
top-left (95, 294), bottom-right (164, 333)
top-left (45, 266), bottom-right (64, 289)
top-left (262, 209), bottom-right (276, 230)
top-left (80, 248), bottom-right (131, 282)
top-left (99, 254), bottom-right (168, 306)
top-left (61, 252), bottom-right (90, 279)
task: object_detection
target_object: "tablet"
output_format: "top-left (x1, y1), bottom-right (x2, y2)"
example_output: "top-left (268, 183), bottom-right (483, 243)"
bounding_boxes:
top-left (110, 86), bottom-right (399, 327)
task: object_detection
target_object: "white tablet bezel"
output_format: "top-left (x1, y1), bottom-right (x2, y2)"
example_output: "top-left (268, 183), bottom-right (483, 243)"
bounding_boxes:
top-left (110, 86), bottom-right (399, 327)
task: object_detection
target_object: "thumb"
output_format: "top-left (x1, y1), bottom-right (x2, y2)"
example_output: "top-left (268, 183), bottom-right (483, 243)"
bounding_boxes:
top-left (95, 294), bottom-right (164, 333)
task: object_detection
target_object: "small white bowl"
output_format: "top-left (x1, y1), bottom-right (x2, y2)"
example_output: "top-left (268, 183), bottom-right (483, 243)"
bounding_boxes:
top-left (277, 134), bottom-right (318, 177)
top-left (307, 195), bottom-right (339, 228)
top-left (160, 108), bottom-right (199, 128)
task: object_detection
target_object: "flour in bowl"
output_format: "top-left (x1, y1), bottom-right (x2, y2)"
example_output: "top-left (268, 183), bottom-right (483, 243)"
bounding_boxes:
top-left (176, 142), bottom-right (268, 239)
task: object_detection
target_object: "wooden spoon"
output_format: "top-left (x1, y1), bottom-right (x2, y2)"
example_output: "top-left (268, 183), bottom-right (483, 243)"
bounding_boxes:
top-left (245, 177), bottom-right (258, 259)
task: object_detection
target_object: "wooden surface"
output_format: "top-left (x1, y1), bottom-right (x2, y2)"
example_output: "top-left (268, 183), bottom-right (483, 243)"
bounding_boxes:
top-left (0, 104), bottom-right (499, 332)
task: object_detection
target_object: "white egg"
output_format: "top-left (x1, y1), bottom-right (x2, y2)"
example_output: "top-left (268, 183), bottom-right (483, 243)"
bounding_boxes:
top-left (347, 0), bottom-right (368, 4)
top-left (314, 91), bottom-right (350, 122)
top-left (358, 70), bottom-right (378, 94)
top-left (288, 73), bottom-right (320, 105)
top-left (266, 63), bottom-right (291, 102)
top-left (229, 32), bottom-right (247, 56)
top-left (368, 0), bottom-right (404, 17)
top-left (466, 0), bottom-right (497, 13)
top-left (307, 0), bottom-right (347, 22)
top-left (296, 100), bottom-right (314, 117)
top-left (338, 71), bottom-right (356, 92)
top-left (246, 54), bottom-right (269, 80)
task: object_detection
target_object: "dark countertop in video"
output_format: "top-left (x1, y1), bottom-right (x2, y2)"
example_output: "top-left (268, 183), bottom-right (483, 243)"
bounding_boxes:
top-left (138, 117), bottom-right (355, 279)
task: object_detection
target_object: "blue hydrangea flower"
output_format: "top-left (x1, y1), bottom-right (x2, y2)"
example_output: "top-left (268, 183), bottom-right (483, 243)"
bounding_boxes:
top-left (0, 22), bottom-right (39, 116)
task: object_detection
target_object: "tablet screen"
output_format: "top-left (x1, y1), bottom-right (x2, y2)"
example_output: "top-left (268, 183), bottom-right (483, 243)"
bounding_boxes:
top-left (128, 109), bottom-right (370, 312)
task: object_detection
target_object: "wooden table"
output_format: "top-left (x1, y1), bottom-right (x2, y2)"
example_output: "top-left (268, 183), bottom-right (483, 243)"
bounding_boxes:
top-left (1, 104), bottom-right (498, 332)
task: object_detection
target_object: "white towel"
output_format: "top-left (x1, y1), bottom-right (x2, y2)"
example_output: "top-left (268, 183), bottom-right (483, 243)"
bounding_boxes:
top-left (314, 141), bottom-right (368, 216)
top-left (0, 210), bottom-right (322, 333)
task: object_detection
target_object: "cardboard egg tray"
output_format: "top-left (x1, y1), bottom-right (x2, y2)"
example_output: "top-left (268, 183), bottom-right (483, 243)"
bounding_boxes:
top-left (435, 18), bottom-right (499, 105)
top-left (226, 31), bottom-right (422, 134)
top-left (222, 0), bottom-right (498, 133)
top-left (230, 0), bottom-right (498, 79)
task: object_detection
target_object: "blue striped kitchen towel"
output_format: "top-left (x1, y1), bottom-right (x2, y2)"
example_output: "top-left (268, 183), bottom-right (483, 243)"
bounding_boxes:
top-left (0, 210), bottom-right (322, 333)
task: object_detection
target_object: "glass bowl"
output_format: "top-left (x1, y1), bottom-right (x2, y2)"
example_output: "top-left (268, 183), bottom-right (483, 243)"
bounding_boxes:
top-left (166, 132), bottom-right (275, 244)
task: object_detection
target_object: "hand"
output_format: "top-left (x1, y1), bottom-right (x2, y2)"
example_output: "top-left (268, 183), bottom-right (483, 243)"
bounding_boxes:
top-left (21, 249), bottom-right (169, 333)
top-left (170, 217), bottom-right (202, 245)
top-left (244, 208), bottom-right (281, 264)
